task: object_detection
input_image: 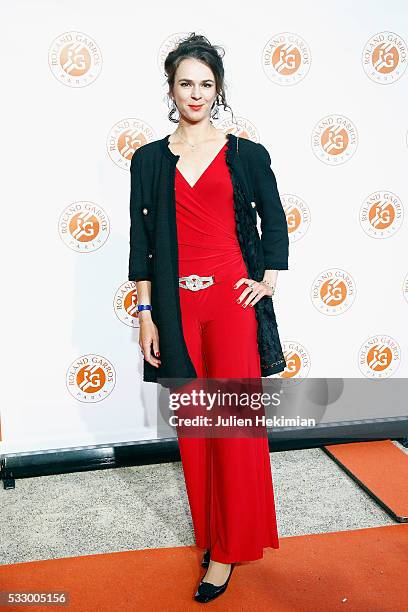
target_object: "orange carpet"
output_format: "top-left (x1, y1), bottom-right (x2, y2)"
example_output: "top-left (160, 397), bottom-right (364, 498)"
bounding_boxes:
top-left (1, 524), bottom-right (407, 611)
top-left (324, 441), bottom-right (408, 521)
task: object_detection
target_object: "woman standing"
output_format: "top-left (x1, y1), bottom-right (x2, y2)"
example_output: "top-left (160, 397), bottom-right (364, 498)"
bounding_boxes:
top-left (130, 33), bottom-right (288, 603)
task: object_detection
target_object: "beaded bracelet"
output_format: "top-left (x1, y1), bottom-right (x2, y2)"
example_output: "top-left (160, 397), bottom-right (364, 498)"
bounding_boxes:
top-left (260, 280), bottom-right (276, 296)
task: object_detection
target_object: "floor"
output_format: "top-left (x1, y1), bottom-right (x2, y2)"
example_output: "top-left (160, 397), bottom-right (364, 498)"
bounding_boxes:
top-left (1, 441), bottom-right (407, 565)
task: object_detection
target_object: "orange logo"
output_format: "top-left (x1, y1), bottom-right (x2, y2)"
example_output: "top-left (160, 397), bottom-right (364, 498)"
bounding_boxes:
top-left (287, 206), bottom-right (301, 232)
top-left (48, 31), bottom-right (102, 87)
top-left (280, 341), bottom-right (311, 379)
top-left (362, 32), bottom-right (407, 84)
top-left (366, 345), bottom-right (392, 371)
top-left (320, 279), bottom-right (347, 306)
top-left (114, 282), bottom-right (141, 328)
top-left (359, 191), bottom-right (403, 238)
top-left (58, 202), bottom-right (109, 252)
top-left (311, 269), bottom-right (356, 315)
top-left (106, 119), bottom-right (155, 170)
top-left (77, 364), bottom-right (106, 393)
top-left (70, 213), bottom-right (99, 242)
top-left (283, 195), bottom-right (311, 242)
top-left (272, 45), bottom-right (301, 75)
top-left (358, 336), bottom-right (400, 377)
top-left (312, 115), bottom-right (358, 165)
top-left (262, 33), bottom-right (311, 85)
top-left (66, 355), bottom-right (116, 402)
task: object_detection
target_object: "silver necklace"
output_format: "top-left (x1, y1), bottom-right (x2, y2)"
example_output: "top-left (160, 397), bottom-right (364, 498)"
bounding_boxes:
top-left (173, 128), bottom-right (217, 152)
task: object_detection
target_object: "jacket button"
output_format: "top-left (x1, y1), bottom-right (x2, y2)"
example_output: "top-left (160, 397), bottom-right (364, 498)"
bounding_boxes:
top-left (142, 208), bottom-right (148, 215)
top-left (148, 253), bottom-right (153, 258)
top-left (250, 201), bottom-right (256, 208)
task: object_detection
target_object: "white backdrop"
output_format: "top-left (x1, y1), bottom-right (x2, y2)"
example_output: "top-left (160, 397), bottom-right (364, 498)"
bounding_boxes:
top-left (1, 0), bottom-right (407, 456)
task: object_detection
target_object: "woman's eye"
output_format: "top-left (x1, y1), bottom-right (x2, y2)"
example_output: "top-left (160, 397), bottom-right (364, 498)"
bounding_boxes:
top-left (180, 83), bottom-right (212, 87)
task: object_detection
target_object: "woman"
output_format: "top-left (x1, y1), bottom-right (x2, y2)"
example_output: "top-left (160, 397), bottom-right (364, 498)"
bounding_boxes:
top-left (129, 33), bottom-right (288, 603)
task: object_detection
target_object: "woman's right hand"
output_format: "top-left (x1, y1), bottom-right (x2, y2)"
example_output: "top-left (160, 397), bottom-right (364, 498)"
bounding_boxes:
top-left (139, 317), bottom-right (161, 368)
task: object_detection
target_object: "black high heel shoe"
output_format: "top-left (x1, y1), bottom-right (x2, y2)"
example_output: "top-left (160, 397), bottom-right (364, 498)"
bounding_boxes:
top-left (201, 549), bottom-right (210, 568)
top-left (194, 563), bottom-right (234, 603)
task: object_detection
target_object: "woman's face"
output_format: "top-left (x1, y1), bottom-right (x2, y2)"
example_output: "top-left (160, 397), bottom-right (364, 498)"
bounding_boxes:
top-left (171, 57), bottom-right (217, 122)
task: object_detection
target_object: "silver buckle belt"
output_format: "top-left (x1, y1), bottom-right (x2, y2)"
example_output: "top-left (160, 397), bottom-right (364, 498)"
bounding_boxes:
top-left (179, 274), bottom-right (215, 291)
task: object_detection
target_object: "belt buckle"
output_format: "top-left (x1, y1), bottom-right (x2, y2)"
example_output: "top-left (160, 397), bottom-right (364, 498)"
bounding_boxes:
top-left (179, 274), bottom-right (214, 291)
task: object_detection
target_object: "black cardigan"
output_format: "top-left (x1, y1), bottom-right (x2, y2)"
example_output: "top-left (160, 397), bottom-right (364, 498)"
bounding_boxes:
top-left (129, 133), bottom-right (288, 387)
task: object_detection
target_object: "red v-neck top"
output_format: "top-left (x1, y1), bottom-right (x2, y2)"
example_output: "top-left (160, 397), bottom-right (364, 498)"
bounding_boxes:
top-left (175, 143), bottom-right (247, 281)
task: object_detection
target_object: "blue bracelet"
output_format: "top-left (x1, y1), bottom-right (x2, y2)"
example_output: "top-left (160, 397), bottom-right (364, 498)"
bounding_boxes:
top-left (137, 304), bottom-right (152, 312)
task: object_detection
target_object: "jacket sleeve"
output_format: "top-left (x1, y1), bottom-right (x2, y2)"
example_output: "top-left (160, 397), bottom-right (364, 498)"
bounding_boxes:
top-left (128, 148), bottom-right (152, 281)
top-left (252, 143), bottom-right (289, 270)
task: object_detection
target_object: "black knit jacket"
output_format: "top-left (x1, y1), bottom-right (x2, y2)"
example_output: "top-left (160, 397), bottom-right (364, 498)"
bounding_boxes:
top-left (128, 133), bottom-right (289, 387)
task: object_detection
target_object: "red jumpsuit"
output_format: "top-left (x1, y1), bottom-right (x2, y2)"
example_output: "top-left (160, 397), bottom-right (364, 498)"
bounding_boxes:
top-left (175, 143), bottom-right (279, 563)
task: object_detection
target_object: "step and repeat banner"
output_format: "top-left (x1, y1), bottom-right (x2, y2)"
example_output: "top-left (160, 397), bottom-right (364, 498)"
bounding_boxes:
top-left (1, 1), bottom-right (407, 456)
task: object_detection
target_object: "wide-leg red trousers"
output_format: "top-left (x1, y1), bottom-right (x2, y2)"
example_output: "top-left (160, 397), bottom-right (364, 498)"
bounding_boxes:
top-left (173, 142), bottom-right (280, 563)
top-left (176, 270), bottom-right (280, 563)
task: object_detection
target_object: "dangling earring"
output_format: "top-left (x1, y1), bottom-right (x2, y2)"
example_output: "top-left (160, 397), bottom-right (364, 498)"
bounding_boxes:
top-left (211, 95), bottom-right (220, 120)
top-left (170, 98), bottom-right (180, 123)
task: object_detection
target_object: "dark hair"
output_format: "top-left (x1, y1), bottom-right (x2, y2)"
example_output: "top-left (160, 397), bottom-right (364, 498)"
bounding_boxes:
top-left (164, 32), bottom-right (237, 126)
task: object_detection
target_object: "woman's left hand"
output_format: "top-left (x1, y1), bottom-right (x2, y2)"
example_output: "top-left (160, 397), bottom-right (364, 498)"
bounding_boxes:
top-left (233, 278), bottom-right (274, 308)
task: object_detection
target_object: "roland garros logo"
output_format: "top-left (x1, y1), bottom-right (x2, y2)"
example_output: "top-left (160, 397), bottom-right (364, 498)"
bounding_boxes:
top-left (358, 335), bottom-right (400, 378)
top-left (359, 191), bottom-right (403, 238)
top-left (311, 114), bottom-right (358, 165)
top-left (48, 31), bottom-right (102, 87)
top-left (216, 117), bottom-right (259, 143)
top-left (280, 341), bottom-right (311, 379)
top-left (106, 119), bottom-right (155, 170)
top-left (58, 201), bottom-right (110, 252)
top-left (282, 194), bottom-right (311, 242)
top-left (157, 31), bottom-right (191, 75)
top-left (311, 268), bottom-right (356, 315)
top-left (114, 281), bottom-right (141, 328)
top-left (262, 33), bottom-right (311, 85)
top-left (362, 31), bottom-right (407, 84)
top-left (66, 354), bottom-right (116, 402)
